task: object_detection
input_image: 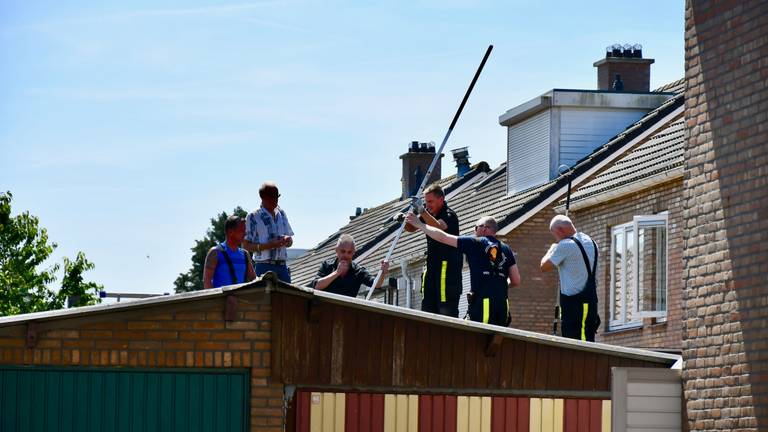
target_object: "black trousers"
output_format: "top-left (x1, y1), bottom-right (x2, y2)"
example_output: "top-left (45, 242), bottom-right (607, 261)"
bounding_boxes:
top-left (468, 295), bottom-right (509, 326)
top-left (421, 262), bottom-right (461, 318)
top-left (561, 298), bottom-right (600, 342)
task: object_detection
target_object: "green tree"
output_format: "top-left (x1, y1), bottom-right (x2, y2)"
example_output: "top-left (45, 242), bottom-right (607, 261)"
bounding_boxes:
top-left (1, 191), bottom-right (103, 316)
top-left (174, 207), bottom-right (247, 293)
top-left (0, 191), bottom-right (59, 315)
top-left (51, 252), bottom-right (103, 309)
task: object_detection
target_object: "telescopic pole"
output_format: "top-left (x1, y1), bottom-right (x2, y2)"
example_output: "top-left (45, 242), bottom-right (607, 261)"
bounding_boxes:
top-left (552, 164), bottom-right (572, 335)
top-left (366, 45), bottom-right (494, 301)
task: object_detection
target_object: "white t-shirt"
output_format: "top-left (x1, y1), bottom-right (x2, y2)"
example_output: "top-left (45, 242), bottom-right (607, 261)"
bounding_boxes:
top-left (547, 232), bottom-right (597, 296)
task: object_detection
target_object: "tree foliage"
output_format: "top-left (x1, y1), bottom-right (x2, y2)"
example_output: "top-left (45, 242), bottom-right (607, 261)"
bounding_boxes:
top-left (0, 191), bottom-right (102, 316)
top-left (174, 207), bottom-right (247, 293)
top-left (51, 252), bottom-right (103, 309)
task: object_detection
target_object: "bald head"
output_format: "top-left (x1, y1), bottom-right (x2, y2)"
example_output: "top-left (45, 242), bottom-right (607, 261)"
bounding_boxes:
top-left (474, 216), bottom-right (499, 236)
top-left (549, 215), bottom-right (576, 240)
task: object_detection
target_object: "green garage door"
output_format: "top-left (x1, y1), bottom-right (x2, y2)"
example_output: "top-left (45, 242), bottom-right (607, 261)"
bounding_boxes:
top-left (0, 367), bottom-right (249, 432)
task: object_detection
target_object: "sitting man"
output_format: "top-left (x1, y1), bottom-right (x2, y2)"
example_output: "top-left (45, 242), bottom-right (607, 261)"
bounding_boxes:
top-left (311, 234), bottom-right (390, 297)
top-left (203, 215), bottom-right (256, 288)
top-left (406, 213), bottom-right (520, 326)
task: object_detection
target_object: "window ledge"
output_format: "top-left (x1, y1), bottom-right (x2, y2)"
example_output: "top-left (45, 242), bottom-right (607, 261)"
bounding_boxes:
top-left (607, 316), bottom-right (668, 334)
top-left (606, 322), bottom-right (643, 333)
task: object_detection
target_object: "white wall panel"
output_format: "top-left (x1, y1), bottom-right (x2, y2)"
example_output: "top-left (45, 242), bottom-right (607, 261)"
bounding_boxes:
top-left (558, 108), bottom-right (646, 169)
top-left (507, 110), bottom-right (550, 194)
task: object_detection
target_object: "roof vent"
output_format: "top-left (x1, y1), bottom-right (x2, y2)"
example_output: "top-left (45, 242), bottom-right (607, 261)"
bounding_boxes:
top-left (451, 147), bottom-right (471, 178)
top-left (612, 74), bottom-right (624, 92)
top-left (349, 207), bottom-right (363, 221)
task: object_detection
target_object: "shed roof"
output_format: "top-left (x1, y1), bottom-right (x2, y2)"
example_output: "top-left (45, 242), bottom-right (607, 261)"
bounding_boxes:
top-left (0, 273), bottom-right (679, 366)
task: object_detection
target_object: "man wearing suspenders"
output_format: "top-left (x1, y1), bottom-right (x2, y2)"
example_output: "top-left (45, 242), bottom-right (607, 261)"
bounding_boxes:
top-left (540, 215), bottom-right (601, 342)
top-left (203, 216), bottom-right (256, 289)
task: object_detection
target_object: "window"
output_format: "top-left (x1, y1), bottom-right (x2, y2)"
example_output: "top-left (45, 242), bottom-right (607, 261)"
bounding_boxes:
top-left (610, 214), bottom-right (668, 329)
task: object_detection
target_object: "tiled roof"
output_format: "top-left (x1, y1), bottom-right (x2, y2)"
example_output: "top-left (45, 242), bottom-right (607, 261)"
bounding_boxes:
top-left (654, 78), bottom-right (685, 94)
top-left (355, 165), bottom-right (553, 271)
top-left (292, 79), bottom-right (686, 284)
top-left (289, 164), bottom-right (491, 286)
top-left (566, 115), bottom-right (684, 205)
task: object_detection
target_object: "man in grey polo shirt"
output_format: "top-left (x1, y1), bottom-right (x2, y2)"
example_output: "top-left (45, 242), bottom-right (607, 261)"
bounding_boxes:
top-left (540, 215), bottom-right (601, 342)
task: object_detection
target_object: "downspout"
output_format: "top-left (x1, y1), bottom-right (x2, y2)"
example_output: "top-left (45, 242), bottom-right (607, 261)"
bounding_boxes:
top-left (400, 261), bottom-right (411, 309)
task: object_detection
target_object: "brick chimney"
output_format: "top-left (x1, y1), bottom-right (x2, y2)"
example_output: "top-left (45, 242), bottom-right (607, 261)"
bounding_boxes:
top-left (400, 141), bottom-right (442, 199)
top-left (593, 43), bottom-right (654, 92)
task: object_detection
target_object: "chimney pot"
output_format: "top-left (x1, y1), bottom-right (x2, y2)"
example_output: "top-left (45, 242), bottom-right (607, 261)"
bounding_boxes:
top-left (594, 44), bottom-right (654, 92)
top-left (400, 140), bottom-right (443, 199)
top-left (451, 147), bottom-right (471, 178)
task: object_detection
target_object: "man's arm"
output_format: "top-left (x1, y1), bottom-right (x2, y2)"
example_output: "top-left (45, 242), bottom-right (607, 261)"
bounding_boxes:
top-left (245, 252), bottom-right (257, 282)
top-left (420, 210), bottom-right (448, 230)
top-left (243, 238), bottom-right (288, 254)
top-left (242, 215), bottom-right (287, 254)
top-left (405, 214), bottom-right (458, 247)
top-left (372, 261), bottom-right (390, 289)
top-left (314, 262), bottom-right (343, 290)
top-left (540, 243), bottom-right (558, 272)
top-left (202, 248), bottom-right (218, 289)
top-left (508, 264), bottom-right (521, 288)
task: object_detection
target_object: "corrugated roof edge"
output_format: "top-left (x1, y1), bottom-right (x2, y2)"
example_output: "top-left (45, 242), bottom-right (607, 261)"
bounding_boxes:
top-left (0, 271), bottom-right (679, 366)
top-left (496, 93), bottom-right (685, 231)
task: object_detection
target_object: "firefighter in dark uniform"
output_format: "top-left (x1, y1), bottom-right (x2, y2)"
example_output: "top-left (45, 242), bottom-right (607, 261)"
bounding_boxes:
top-left (406, 213), bottom-right (520, 326)
top-left (540, 215), bottom-right (601, 342)
top-left (404, 184), bottom-right (463, 317)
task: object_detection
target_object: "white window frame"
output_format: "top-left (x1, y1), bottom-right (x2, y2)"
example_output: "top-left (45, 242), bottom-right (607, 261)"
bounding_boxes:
top-left (609, 213), bottom-right (669, 330)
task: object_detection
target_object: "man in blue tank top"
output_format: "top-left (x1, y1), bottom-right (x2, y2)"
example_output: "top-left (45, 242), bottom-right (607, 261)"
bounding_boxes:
top-left (406, 213), bottom-right (521, 326)
top-left (203, 216), bottom-right (256, 289)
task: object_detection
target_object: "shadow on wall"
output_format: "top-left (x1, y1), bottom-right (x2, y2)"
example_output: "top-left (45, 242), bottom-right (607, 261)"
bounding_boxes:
top-left (686, 0), bottom-right (768, 428)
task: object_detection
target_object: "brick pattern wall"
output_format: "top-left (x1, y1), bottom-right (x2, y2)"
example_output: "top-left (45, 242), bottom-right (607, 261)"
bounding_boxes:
top-left (502, 206), bottom-right (559, 334)
top-left (572, 180), bottom-right (684, 350)
top-left (596, 60), bottom-right (653, 92)
top-left (0, 293), bottom-right (285, 432)
top-left (684, 0), bottom-right (768, 430)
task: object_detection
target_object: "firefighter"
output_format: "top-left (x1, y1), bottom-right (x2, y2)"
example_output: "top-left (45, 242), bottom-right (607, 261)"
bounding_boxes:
top-left (406, 213), bottom-right (520, 326)
top-left (403, 184), bottom-right (463, 317)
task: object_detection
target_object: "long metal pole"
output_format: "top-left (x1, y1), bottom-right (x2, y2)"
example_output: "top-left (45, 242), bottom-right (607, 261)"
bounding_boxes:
top-left (552, 165), bottom-right (572, 335)
top-left (366, 45), bottom-right (494, 301)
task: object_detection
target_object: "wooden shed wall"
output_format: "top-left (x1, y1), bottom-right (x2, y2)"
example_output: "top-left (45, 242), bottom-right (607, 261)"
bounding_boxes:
top-left (271, 293), bottom-right (669, 394)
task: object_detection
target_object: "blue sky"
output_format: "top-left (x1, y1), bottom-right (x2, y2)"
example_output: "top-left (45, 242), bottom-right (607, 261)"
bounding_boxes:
top-left (0, 1), bottom-right (684, 296)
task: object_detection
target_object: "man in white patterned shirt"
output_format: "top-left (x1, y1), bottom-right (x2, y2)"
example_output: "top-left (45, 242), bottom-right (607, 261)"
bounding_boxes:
top-left (243, 182), bottom-right (294, 282)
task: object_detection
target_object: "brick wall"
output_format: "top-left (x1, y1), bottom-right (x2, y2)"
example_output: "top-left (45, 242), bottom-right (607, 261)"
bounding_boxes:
top-left (0, 292), bottom-right (286, 431)
top-left (684, 0), bottom-right (768, 430)
top-left (572, 179), bottom-right (684, 350)
top-left (502, 206), bottom-right (559, 334)
top-left (595, 58), bottom-right (654, 92)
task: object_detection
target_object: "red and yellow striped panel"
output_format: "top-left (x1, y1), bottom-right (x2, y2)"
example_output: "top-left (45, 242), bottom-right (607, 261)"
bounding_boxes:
top-left (295, 391), bottom-right (610, 432)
